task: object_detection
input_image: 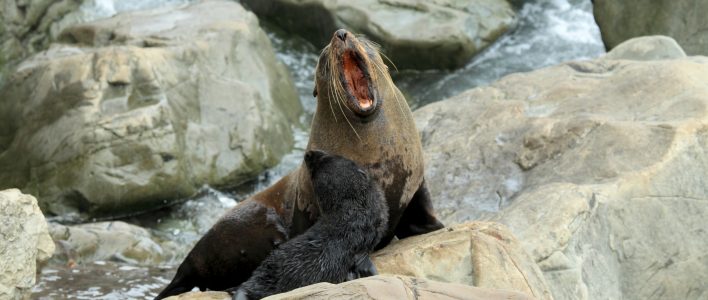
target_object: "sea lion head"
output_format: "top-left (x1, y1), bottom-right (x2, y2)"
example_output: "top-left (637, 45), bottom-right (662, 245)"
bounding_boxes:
top-left (304, 150), bottom-right (375, 212)
top-left (313, 29), bottom-right (398, 121)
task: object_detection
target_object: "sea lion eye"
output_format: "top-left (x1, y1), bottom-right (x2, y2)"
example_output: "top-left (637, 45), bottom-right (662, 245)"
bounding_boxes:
top-left (312, 86), bottom-right (318, 98)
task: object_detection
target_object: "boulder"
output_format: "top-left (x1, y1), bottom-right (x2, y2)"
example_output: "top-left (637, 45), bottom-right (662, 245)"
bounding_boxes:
top-left (372, 222), bottom-right (552, 299)
top-left (166, 275), bottom-right (534, 300)
top-left (593, 0), bottom-right (708, 56)
top-left (241, 0), bottom-right (516, 70)
top-left (602, 36), bottom-right (686, 61)
top-left (49, 221), bottom-right (177, 266)
top-left (414, 39), bottom-right (708, 299)
top-left (0, 189), bottom-right (55, 300)
top-left (0, 0), bottom-right (83, 82)
top-left (0, 1), bottom-right (302, 218)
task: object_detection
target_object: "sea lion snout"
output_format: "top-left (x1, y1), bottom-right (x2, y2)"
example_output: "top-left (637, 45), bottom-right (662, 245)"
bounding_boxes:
top-left (334, 29), bottom-right (348, 42)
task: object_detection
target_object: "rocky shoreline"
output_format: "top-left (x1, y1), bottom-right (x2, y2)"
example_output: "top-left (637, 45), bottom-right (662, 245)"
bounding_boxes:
top-left (1, 1), bottom-right (706, 300)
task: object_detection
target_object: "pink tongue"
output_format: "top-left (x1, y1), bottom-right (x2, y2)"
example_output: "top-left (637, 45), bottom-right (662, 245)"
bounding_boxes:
top-left (343, 51), bottom-right (371, 108)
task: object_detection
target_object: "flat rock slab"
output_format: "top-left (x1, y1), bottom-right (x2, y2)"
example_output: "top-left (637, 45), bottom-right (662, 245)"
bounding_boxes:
top-left (373, 222), bottom-right (551, 300)
top-left (166, 275), bottom-right (534, 300)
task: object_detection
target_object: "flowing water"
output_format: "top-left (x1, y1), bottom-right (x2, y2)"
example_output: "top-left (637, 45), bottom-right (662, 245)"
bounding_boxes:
top-left (397, 0), bottom-right (604, 108)
top-left (32, 0), bottom-right (604, 298)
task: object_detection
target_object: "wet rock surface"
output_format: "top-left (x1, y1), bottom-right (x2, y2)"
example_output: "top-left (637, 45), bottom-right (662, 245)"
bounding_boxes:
top-left (593, 0), bottom-right (708, 56)
top-left (241, 0), bottom-right (517, 70)
top-left (49, 221), bottom-right (176, 266)
top-left (0, 0), bottom-right (301, 219)
top-left (414, 36), bottom-right (708, 300)
top-left (0, 189), bottom-right (55, 300)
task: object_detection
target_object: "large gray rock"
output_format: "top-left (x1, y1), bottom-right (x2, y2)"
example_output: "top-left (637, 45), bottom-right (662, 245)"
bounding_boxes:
top-left (0, 0), bottom-right (302, 218)
top-left (166, 275), bottom-right (534, 300)
top-left (593, 0), bottom-right (708, 56)
top-left (0, 0), bottom-right (192, 84)
top-left (372, 222), bottom-right (552, 300)
top-left (241, 0), bottom-right (516, 70)
top-left (0, 189), bottom-right (55, 300)
top-left (414, 39), bottom-right (708, 299)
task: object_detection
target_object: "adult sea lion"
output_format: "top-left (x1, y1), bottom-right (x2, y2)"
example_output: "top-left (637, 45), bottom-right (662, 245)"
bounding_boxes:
top-left (233, 150), bottom-right (388, 300)
top-left (155, 29), bottom-right (444, 299)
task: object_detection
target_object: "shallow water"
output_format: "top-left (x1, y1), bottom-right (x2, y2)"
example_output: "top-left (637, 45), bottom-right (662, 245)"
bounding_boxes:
top-left (33, 0), bottom-right (604, 298)
top-left (33, 262), bottom-right (172, 300)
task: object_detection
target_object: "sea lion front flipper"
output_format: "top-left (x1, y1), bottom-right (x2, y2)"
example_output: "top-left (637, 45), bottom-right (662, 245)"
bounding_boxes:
top-left (394, 179), bottom-right (444, 239)
top-left (347, 254), bottom-right (378, 280)
top-left (155, 198), bottom-right (290, 299)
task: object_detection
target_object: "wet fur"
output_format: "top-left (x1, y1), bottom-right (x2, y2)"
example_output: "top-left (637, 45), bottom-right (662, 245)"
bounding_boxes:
top-left (234, 151), bottom-right (388, 299)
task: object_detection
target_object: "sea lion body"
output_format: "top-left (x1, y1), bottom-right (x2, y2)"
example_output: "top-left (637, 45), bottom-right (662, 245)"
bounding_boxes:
top-left (155, 29), bottom-right (443, 299)
top-left (234, 150), bottom-right (388, 300)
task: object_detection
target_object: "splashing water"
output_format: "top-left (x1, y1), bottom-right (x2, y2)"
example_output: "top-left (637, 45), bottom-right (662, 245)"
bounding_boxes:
top-left (394, 0), bottom-right (605, 109)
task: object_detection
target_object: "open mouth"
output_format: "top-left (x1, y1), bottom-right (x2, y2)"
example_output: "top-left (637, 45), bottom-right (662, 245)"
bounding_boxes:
top-left (342, 49), bottom-right (375, 113)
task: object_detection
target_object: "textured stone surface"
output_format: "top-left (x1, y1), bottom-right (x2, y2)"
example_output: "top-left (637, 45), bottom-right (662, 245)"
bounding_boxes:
top-left (0, 0), bottom-right (83, 82)
top-left (0, 189), bottom-right (55, 300)
top-left (0, 0), bottom-right (301, 218)
top-left (241, 0), bottom-right (516, 70)
top-left (413, 39), bottom-right (708, 299)
top-left (0, 0), bottom-right (192, 83)
top-left (372, 222), bottom-right (552, 300)
top-left (166, 275), bottom-right (534, 300)
top-left (594, 0), bottom-right (708, 56)
top-left (49, 221), bottom-right (176, 265)
top-left (603, 36), bottom-right (686, 61)
top-left (165, 291), bottom-right (230, 300)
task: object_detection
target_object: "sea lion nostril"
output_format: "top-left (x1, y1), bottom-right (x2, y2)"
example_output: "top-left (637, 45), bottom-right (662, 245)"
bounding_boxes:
top-left (335, 29), bottom-right (347, 41)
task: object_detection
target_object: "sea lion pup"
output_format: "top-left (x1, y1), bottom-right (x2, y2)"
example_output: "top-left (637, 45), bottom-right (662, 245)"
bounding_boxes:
top-left (155, 29), bottom-right (444, 299)
top-left (232, 150), bottom-right (388, 300)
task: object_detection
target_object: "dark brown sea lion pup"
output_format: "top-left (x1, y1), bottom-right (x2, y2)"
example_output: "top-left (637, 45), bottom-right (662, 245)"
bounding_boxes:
top-left (155, 29), bottom-right (444, 299)
top-left (233, 150), bottom-right (388, 300)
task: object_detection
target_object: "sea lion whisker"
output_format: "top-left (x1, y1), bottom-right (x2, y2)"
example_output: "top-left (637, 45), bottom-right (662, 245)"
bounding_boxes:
top-left (328, 58), bottom-right (352, 117)
top-left (325, 57), bottom-right (338, 122)
top-left (325, 52), bottom-right (337, 122)
top-left (378, 52), bottom-right (398, 72)
top-left (371, 60), bottom-right (407, 119)
top-left (333, 87), bottom-right (362, 142)
top-left (327, 85), bottom-right (338, 122)
top-left (334, 77), bottom-right (357, 115)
